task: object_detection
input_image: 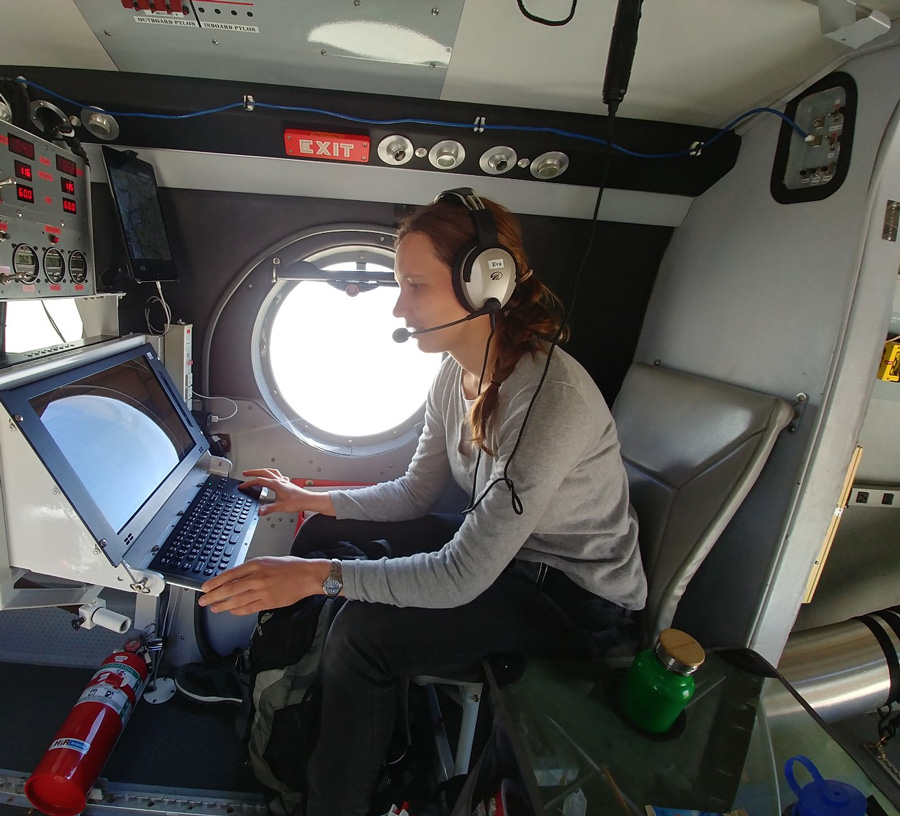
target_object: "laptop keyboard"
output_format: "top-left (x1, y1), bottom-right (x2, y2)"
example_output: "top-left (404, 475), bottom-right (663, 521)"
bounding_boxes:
top-left (148, 475), bottom-right (256, 580)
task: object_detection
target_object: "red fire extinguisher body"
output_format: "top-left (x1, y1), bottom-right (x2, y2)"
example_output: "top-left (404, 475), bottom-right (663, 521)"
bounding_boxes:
top-left (25, 651), bottom-right (148, 816)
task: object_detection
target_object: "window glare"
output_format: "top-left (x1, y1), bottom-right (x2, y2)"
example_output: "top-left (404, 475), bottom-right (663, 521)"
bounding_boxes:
top-left (5, 299), bottom-right (84, 353)
top-left (269, 271), bottom-right (443, 438)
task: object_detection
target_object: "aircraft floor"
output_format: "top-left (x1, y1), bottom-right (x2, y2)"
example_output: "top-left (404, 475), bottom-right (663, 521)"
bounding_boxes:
top-left (0, 660), bottom-right (262, 794)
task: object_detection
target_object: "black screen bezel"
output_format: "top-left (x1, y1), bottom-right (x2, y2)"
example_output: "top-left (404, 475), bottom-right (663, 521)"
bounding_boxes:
top-left (102, 146), bottom-right (179, 284)
top-left (0, 343), bottom-right (207, 566)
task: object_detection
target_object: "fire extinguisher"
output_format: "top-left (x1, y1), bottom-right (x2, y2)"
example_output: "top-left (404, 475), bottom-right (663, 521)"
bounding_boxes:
top-left (25, 648), bottom-right (149, 816)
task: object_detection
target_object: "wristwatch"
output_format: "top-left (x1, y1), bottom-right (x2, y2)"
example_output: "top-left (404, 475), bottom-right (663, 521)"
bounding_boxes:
top-left (322, 558), bottom-right (343, 597)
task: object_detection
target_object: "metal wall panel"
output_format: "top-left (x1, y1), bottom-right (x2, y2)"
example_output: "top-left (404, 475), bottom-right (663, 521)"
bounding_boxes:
top-left (71, 0), bottom-right (462, 99)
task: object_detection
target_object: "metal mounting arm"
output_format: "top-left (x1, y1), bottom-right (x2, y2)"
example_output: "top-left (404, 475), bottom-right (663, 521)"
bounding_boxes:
top-left (819, 0), bottom-right (891, 48)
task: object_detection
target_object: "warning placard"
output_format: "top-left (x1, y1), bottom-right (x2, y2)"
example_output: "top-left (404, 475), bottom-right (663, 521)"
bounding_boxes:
top-left (134, 15), bottom-right (198, 26)
top-left (199, 21), bottom-right (259, 32)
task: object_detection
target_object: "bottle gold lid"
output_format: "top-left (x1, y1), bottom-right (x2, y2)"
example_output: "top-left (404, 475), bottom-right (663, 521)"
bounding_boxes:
top-left (655, 628), bottom-right (706, 675)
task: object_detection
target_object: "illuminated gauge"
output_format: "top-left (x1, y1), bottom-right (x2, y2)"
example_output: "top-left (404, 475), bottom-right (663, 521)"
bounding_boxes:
top-left (44, 248), bottom-right (66, 283)
top-left (12, 244), bottom-right (39, 283)
top-left (69, 251), bottom-right (88, 284)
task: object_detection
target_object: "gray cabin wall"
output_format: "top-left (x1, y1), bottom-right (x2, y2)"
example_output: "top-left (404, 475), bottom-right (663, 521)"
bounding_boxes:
top-left (634, 44), bottom-right (900, 663)
top-left (856, 274), bottom-right (900, 483)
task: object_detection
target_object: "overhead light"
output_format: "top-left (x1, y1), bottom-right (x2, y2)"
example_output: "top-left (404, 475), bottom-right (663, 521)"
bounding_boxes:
top-left (308, 21), bottom-right (449, 66)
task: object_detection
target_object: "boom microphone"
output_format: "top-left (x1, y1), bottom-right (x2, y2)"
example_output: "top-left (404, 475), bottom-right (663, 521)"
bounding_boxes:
top-left (602, 0), bottom-right (643, 110)
top-left (392, 298), bottom-right (501, 343)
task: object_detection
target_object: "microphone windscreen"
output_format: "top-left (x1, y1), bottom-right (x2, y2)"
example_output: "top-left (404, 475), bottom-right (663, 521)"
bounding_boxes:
top-left (392, 328), bottom-right (410, 343)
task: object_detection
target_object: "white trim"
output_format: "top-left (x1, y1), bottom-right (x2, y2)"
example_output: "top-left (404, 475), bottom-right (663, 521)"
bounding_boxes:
top-left (84, 145), bottom-right (692, 227)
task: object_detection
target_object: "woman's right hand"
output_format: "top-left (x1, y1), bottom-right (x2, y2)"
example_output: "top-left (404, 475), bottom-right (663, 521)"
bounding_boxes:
top-left (239, 468), bottom-right (336, 517)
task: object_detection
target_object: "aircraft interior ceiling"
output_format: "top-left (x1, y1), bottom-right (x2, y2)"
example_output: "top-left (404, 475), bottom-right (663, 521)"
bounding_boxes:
top-left (1, 0), bottom-right (900, 128)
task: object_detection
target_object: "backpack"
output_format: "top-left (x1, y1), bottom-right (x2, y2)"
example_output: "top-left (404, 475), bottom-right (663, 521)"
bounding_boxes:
top-left (243, 593), bottom-right (344, 816)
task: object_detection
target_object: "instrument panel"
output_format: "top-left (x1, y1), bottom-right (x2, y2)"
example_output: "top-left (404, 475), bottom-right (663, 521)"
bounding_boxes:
top-left (0, 123), bottom-right (95, 299)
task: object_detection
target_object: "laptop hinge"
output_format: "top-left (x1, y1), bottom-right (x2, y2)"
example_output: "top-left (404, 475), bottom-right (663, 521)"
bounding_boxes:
top-left (200, 452), bottom-right (233, 478)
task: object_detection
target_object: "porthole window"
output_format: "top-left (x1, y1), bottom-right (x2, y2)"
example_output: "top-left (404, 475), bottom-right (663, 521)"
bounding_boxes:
top-left (253, 227), bottom-right (444, 455)
top-left (4, 298), bottom-right (84, 353)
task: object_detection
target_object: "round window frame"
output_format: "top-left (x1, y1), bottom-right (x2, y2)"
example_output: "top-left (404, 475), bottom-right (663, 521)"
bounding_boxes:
top-left (251, 223), bottom-right (433, 457)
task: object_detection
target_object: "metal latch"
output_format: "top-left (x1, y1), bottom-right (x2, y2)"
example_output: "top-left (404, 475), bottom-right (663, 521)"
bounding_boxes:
top-left (883, 200), bottom-right (899, 242)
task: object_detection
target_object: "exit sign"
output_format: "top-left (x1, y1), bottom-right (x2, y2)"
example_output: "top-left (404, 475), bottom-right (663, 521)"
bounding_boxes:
top-left (284, 130), bottom-right (370, 163)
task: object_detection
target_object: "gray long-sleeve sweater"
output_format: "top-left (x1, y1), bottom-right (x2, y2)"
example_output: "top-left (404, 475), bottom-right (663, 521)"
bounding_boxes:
top-left (335, 347), bottom-right (647, 611)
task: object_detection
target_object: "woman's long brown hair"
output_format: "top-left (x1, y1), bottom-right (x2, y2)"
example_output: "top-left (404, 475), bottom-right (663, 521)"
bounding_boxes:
top-left (396, 197), bottom-right (568, 454)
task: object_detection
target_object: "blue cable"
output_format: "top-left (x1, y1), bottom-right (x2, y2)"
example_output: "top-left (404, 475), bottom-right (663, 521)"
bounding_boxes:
top-left (12, 77), bottom-right (807, 159)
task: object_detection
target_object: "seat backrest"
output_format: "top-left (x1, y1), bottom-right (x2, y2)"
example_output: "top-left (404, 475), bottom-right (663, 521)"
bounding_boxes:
top-left (612, 362), bottom-right (794, 644)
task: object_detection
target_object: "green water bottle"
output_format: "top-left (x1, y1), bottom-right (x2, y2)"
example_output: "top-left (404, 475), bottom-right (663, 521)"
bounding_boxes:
top-left (619, 628), bottom-right (705, 734)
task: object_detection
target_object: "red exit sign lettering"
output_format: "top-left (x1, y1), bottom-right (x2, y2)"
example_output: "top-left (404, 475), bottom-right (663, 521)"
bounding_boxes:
top-left (284, 130), bottom-right (369, 163)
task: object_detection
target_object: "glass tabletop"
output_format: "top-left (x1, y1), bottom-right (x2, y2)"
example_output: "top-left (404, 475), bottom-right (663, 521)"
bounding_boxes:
top-left (494, 648), bottom-right (900, 816)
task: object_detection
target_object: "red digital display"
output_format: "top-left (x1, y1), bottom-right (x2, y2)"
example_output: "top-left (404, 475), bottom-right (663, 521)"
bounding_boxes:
top-left (16, 184), bottom-right (35, 204)
top-left (61, 177), bottom-right (75, 195)
top-left (14, 160), bottom-right (32, 181)
top-left (56, 154), bottom-right (78, 177)
top-left (62, 198), bottom-right (77, 214)
top-left (9, 134), bottom-right (35, 160)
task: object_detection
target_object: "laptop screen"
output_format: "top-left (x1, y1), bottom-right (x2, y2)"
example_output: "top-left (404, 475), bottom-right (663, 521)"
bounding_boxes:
top-left (28, 355), bottom-right (196, 533)
top-left (0, 341), bottom-right (208, 566)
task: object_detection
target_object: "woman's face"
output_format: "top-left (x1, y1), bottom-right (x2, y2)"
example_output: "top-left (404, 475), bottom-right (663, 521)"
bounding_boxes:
top-left (393, 231), bottom-right (471, 354)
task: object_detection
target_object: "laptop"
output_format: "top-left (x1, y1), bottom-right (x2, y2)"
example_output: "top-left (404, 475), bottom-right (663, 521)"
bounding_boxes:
top-left (0, 336), bottom-right (259, 590)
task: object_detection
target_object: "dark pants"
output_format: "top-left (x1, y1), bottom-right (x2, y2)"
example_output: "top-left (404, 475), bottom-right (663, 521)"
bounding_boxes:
top-left (292, 513), bottom-right (632, 816)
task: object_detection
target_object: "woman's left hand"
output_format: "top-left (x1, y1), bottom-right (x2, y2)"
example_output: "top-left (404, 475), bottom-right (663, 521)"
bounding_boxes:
top-left (198, 556), bottom-right (331, 615)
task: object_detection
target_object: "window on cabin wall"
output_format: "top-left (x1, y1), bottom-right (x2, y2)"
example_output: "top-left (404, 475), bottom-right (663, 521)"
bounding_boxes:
top-left (4, 299), bottom-right (84, 352)
top-left (254, 238), bottom-right (443, 455)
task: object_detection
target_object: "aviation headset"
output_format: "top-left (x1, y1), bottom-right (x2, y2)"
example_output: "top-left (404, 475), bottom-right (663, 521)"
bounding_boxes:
top-left (433, 188), bottom-right (519, 314)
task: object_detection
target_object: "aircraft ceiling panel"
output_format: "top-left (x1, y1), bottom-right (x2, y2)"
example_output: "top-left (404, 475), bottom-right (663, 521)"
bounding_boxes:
top-left (0, 0), bottom-right (116, 72)
top-left (1, 0), bottom-right (897, 132)
top-left (444, 0), bottom-right (850, 128)
top-left (69, 0), bottom-right (464, 99)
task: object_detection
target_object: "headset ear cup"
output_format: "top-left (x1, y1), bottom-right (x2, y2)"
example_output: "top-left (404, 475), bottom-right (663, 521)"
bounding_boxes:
top-left (468, 246), bottom-right (518, 311)
top-left (451, 243), bottom-right (479, 313)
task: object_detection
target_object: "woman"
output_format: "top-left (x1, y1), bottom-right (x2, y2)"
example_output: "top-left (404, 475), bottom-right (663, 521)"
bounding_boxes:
top-left (199, 191), bottom-right (646, 816)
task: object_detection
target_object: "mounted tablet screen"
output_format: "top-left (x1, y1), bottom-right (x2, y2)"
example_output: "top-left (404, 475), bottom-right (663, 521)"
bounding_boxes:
top-left (102, 146), bottom-right (178, 283)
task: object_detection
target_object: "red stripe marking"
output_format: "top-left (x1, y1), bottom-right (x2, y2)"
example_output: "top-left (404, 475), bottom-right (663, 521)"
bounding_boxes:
top-left (38, 171), bottom-right (53, 181)
top-left (0, 135), bottom-right (8, 145)
top-left (39, 156), bottom-right (51, 166)
top-left (44, 225), bottom-right (61, 234)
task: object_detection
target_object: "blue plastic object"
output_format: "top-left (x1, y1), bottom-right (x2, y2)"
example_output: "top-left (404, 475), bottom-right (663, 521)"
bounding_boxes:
top-left (784, 756), bottom-right (867, 816)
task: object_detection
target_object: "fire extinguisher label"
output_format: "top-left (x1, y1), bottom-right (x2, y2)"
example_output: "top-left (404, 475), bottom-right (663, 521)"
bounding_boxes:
top-left (97, 660), bottom-right (144, 688)
top-left (49, 737), bottom-right (91, 754)
top-left (75, 682), bottom-right (132, 716)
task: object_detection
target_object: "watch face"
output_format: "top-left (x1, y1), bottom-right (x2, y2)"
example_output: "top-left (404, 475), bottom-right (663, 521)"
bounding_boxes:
top-left (323, 577), bottom-right (342, 597)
